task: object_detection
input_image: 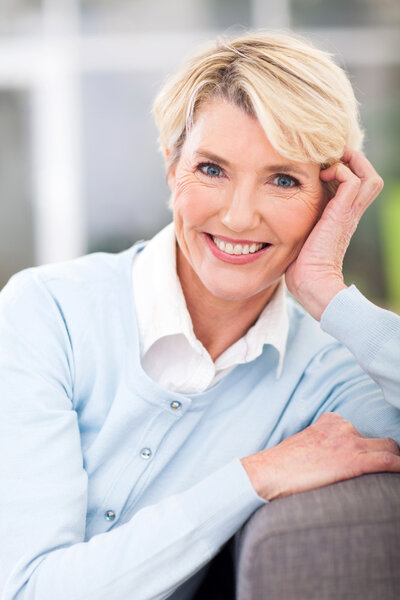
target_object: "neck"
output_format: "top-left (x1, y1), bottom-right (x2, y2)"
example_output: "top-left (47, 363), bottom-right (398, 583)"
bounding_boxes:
top-left (176, 247), bottom-right (278, 362)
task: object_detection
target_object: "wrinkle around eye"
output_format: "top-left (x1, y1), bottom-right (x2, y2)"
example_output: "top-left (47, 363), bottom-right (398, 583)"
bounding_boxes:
top-left (265, 184), bottom-right (302, 198)
top-left (174, 172), bottom-right (218, 194)
top-left (193, 170), bottom-right (224, 187)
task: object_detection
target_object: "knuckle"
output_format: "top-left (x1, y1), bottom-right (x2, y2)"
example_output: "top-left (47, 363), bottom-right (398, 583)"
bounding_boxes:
top-left (385, 437), bottom-right (400, 454)
top-left (327, 411), bottom-right (343, 420)
top-left (350, 175), bottom-right (362, 189)
top-left (366, 176), bottom-right (383, 194)
top-left (321, 413), bottom-right (355, 430)
top-left (351, 436), bottom-right (366, 451)
top-left (380, 451), bottom-right (395, 468)
top-left (314, 412), bottom-right (331, 423)
top-left (338, 417), bottom-right (357, 432)
top-left (316, 412), bottom-right (343, 425)
top-left (331, 432), bottom-right (352, 450)
top-left (318, 412), bottom-right (333, 420)
top-left (375, 175), bottom-right (384, 191)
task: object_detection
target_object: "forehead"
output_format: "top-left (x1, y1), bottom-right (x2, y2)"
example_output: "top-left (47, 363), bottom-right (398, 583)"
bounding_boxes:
top-left (187, 98), bottom-right (270, 155)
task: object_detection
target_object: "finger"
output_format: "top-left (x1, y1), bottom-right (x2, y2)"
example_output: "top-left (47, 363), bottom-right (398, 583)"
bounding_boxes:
top-left (320, 161), bottom-right (360, 186)
top-left (341, 148), bottom-right (378, 178)
top-left (363, 436), bottom-right (400, 455)
top-left (340, 148), bottom-right (384, 191)
top-left (361, 450), bottom-right (400, 474)
top-left (319, 162), bottom-right (361, 207)
top-left (320, 162), bottom-right (381, 216)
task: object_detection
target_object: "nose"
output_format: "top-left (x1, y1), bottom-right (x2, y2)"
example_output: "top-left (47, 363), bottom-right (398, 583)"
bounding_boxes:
top-left (220, 183), bottom-right (261, 233)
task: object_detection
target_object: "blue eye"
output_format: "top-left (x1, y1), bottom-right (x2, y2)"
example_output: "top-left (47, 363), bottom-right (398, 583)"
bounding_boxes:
top-left (273, 174), bottom-right (299, 188)
top-left (198, 163), bottom-right (223, 178)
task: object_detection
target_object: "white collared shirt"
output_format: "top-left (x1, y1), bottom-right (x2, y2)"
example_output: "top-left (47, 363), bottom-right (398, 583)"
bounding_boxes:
top-left (132, 222), bottom-right (289, 393)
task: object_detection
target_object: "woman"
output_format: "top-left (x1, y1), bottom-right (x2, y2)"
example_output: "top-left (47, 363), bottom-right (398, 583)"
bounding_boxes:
top-left (1, 30), bottom-right (399, 600)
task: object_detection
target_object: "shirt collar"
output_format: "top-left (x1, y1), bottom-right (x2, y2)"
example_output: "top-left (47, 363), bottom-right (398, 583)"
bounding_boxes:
top-left (132, 221), bottom-right (289, 377)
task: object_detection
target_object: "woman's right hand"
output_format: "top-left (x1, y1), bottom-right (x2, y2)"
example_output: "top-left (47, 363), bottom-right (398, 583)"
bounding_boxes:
top-left (240, 412), bottom-right (400, 501)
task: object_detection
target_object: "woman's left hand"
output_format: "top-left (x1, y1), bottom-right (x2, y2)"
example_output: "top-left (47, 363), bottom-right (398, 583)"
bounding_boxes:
top-left (284, 148), bottom-right (384, 320)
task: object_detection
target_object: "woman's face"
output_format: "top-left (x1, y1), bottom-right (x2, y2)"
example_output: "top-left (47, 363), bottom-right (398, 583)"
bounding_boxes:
top-left (167, 98), bottom-right (327, 303)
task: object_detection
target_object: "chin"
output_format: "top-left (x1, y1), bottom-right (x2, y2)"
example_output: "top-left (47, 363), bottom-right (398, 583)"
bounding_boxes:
top-left (200, 272), bottom-right (273, 302)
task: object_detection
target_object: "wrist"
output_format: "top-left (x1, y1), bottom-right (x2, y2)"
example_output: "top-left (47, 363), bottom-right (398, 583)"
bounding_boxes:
top-left (240, 455), bottom-right (279, 502)
top-left (296, 280), bottom-right (348, 321)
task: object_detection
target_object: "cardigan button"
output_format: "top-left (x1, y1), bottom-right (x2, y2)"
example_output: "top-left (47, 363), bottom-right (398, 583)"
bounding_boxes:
top-left (104, 510), bottom-right (115, 521)
top-left (170, 401), bottom-right (182, 410)
top-left (140, 447), bottom-right (152, 459)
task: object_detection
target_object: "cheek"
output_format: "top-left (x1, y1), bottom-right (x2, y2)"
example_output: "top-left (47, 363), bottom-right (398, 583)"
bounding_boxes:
top-left (173, 180), bottom-right (221, 228)
top-left (268, 196), bottom-right (321, 244)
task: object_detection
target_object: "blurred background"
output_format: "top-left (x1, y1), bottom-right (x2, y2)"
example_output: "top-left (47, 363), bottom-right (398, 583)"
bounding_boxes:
top-left (0, 0), bottom-right (399, 309)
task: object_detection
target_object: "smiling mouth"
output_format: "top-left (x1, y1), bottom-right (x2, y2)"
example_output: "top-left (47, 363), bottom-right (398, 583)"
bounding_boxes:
top-left (208, 234), bottom-right (270, 255)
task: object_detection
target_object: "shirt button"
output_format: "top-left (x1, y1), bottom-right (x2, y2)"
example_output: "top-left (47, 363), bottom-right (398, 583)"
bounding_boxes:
top-left (170, 401), bottom-right (182, 410)
top-left (104, 510), bottom-right (115, 521)
top-left (140, 447), bottom-right (152, 459)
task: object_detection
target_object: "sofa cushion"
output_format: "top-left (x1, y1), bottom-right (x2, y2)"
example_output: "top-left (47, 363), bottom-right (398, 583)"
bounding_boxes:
top-left (235, 473), bottom-right (400, 600)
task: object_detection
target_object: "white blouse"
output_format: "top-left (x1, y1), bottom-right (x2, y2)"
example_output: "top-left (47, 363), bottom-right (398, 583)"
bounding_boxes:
top-left (132, 222), bottom-right (289, 393)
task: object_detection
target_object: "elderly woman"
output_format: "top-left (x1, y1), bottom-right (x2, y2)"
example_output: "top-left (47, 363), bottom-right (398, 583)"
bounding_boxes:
top-left (0, 30), bottom-right (399, 600)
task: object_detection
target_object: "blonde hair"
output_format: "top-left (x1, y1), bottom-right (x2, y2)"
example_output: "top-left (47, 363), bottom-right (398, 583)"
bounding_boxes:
top-left (152, 29), bottom-right (364, 198)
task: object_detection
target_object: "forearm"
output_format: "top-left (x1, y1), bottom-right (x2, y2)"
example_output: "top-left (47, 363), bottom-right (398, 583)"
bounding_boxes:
top-left (320, 285), bottom-right (400, 410)
top-left (2, 458), bottom-right (265, 600)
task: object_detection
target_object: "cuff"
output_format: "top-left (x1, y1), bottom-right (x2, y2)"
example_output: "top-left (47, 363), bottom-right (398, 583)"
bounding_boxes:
top-left (183, 457), bottom-right (267, 553)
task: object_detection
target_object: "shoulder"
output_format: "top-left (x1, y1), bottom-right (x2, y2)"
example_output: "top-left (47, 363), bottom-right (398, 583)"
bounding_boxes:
top-left (0, 245), bottom-right (144, 345)
top-left (2, 245), bottom-right (139, 304)
top-left (10, 247), bottom-right (132, 287)
top-left (0, 245), bottom-right (144, 387)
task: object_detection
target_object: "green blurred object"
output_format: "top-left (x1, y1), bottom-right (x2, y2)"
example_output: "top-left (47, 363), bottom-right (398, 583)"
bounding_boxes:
top-left (381, 182), bottom-right (400, 310)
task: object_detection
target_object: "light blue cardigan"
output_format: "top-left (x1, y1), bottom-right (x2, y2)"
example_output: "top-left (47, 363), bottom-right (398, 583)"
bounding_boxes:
top-left (0, 241), bottom-right (399, 600)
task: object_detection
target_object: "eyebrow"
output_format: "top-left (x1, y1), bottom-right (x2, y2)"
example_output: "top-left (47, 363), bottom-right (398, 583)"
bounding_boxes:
top-left (193, 149), bottom-right (310, 178)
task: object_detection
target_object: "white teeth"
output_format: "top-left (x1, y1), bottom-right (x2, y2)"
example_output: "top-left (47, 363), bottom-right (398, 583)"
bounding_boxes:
top-left (211, 236), bottom-right (266, 255)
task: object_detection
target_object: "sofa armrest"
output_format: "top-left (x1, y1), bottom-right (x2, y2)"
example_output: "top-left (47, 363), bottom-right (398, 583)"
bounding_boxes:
top-left (235, 473), bottom-right (400, 600)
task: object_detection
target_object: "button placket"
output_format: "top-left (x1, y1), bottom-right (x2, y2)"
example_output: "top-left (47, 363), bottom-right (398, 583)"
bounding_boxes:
top-left (98, 408), bottom-right (188, 529)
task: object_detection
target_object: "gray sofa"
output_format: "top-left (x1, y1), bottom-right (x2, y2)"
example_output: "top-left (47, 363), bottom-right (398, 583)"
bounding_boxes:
top-left (194, 472), bottom-right (400, 599)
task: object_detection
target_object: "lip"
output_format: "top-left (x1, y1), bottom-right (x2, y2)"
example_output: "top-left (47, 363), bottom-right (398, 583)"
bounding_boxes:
top-left (203, 232), bottom-right (272, 265)
top-left (208, 232), bottom-right (267, 245)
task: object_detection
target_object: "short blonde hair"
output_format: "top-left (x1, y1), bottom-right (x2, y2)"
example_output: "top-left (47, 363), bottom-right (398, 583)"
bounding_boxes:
top-left (152, 29), bottom-right (364, 198)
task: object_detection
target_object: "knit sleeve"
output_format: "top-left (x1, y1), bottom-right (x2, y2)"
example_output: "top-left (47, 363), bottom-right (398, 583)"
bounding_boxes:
top-left (297, 285), bottom-right (400, 446)
top-left (320, 285), bottom-right (400, 412)
top-left (0, 270), bottom-right (265, 600)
